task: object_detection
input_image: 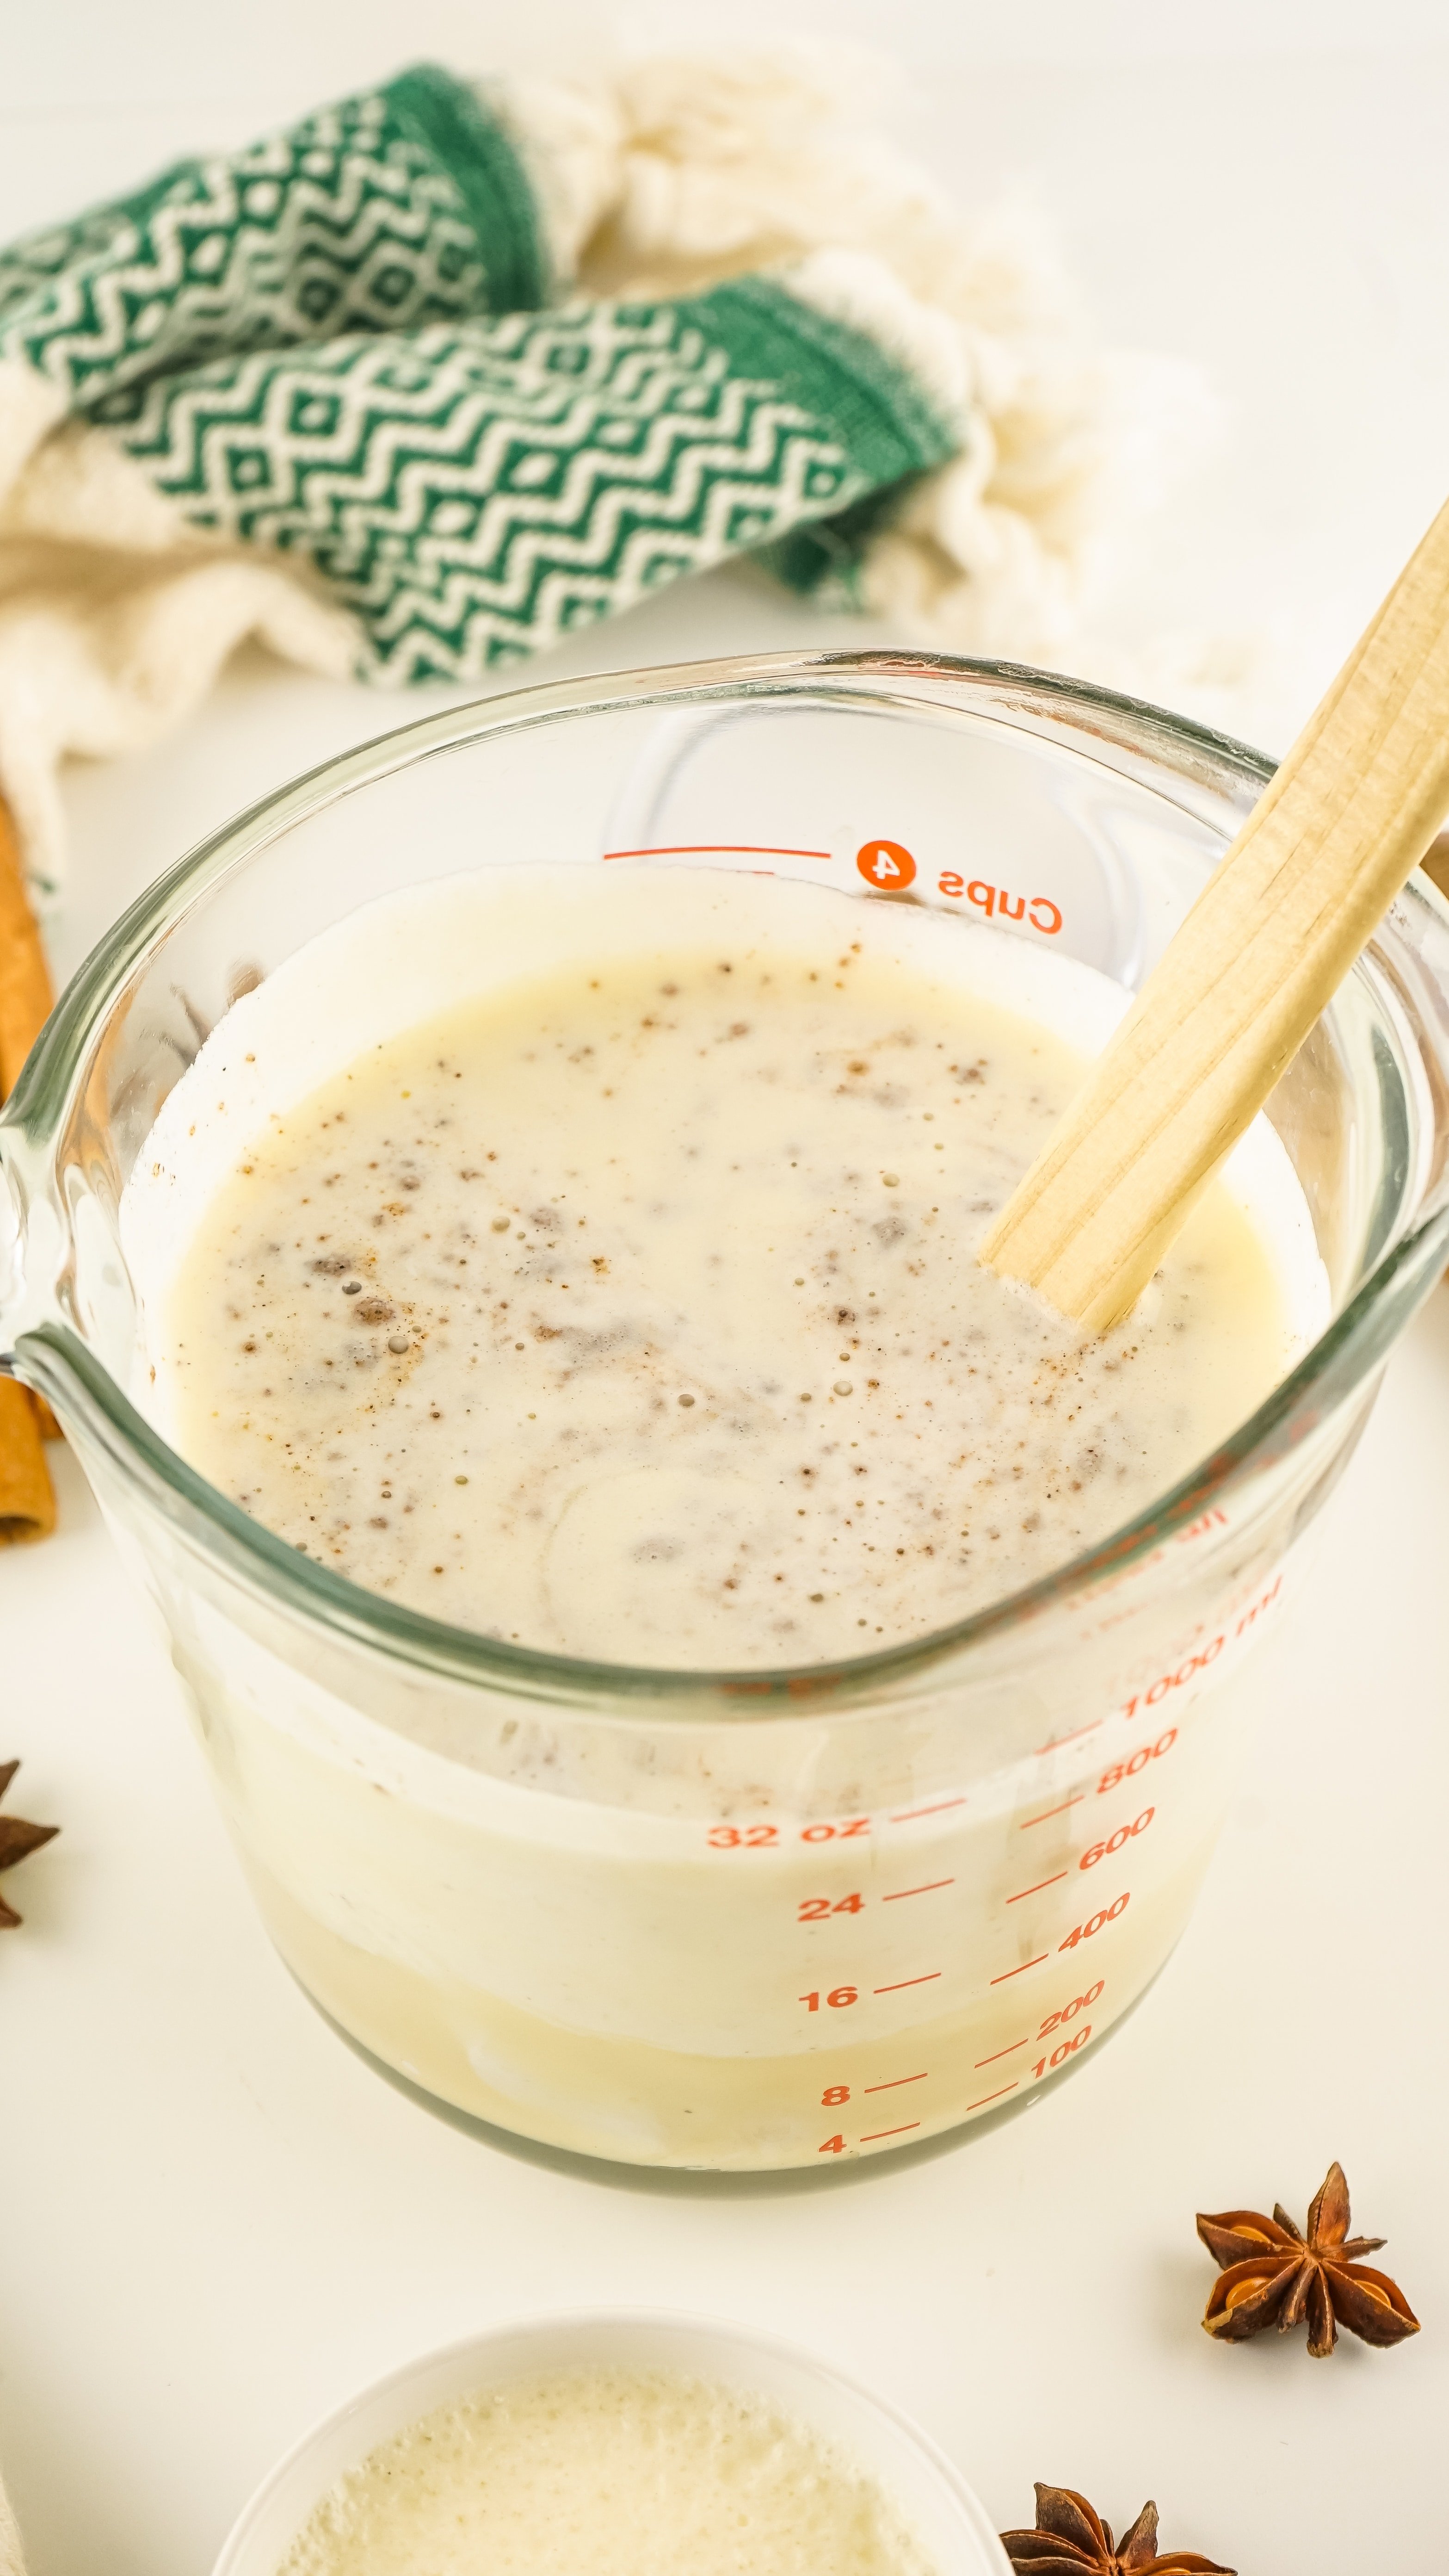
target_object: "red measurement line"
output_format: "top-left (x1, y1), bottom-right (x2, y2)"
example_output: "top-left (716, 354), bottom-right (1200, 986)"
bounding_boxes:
top-left (882, 1878), bottom-right (955, 1902)
top-left (863, 2072), bottom-right (928, 2094)
top-left (974, 2036), bottom-right (1029, 2068)
top-left (874, 1971), bottom-right (942, 1994)
top-left (861, 2121), bottom-right (921, 2143)
top-left (1034, 1720), bottom-right (1104, 1756)
top-left (1020, 1796), bottom-right (1084, 1829)
top-left (991, 1953), bottom-right (1047, 1984)
top-left (889, 1796), bottom-right (968, 1824)
top-left (966, 2082), bottom-right (1018, 2113)
top-left (1006, 1870), bottom-right (1068, 1904)
top-left (602, 842), bottom-right (831, 861)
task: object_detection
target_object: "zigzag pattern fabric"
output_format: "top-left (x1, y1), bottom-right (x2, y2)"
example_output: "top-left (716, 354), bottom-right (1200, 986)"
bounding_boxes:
top-left (0, 63), bottom-right (967, 868)
top-left (102, 274), bottom-right (956, 680)
top-left (0, 65), bottom-right (548, 408)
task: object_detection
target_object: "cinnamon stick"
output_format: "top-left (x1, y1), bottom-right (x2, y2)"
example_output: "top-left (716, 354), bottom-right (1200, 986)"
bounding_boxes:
top-left (0, 795), bottom-right (57, 1539)
top-left (0, 798), bottom-right (52, 1101)
top-left (0, 1381), bottom-right (54, 1542)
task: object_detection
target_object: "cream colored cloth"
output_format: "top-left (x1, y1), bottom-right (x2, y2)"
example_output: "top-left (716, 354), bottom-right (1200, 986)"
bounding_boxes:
top-left (0, 49), bottom-right (1199, 896)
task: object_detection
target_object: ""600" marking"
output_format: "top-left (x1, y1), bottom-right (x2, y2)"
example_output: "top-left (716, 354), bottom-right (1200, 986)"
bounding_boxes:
top-left (1079, 1808), bottom-right (1153, 1871)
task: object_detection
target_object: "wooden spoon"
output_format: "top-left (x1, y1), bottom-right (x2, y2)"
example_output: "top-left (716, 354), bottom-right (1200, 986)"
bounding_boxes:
top-left (980, 494), bottom-right (1449, 1332)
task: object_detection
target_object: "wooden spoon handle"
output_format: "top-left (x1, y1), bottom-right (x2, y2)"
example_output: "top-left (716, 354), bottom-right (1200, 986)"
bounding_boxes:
top-left (981, 493), bottom-right (1449, 1331)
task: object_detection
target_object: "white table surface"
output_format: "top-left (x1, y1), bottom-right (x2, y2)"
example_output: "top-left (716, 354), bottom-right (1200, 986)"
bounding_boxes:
top-left (4, 13), bottom-right (1449, 2574)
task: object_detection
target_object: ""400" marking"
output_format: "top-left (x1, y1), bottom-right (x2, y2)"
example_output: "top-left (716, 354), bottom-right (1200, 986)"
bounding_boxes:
top-left (1059, 1890), bottom-right (1129, 1951)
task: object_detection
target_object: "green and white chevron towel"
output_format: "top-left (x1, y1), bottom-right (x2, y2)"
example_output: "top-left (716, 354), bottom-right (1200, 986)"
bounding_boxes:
top-left (0, 52), bottom-right (1179, 889)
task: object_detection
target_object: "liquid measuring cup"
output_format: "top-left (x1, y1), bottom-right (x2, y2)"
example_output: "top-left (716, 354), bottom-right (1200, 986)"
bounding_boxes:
top-left (5, 651), bottom-right (1449, 2173)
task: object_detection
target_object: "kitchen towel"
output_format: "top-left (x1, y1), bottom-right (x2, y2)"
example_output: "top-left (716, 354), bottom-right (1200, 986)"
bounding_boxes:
top-left (0, 52), bottom-right (1177, 891)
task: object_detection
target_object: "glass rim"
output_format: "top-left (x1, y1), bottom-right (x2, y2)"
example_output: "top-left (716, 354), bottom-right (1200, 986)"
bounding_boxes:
top-left (8, 646), bottom-right (1449, 1713)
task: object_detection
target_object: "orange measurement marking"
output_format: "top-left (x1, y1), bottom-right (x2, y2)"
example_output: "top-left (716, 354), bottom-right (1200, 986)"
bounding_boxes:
top-left (882, 1878), bottom-right (955, 1902)
top-left (974, 2036), bottom-right (1029, 2068)
top-left (990, 1953), bottom-right (1048, 1984)
top-left (861, 2120), bottom-right (921, 2143)
top-left (603, 842), bottom-right (831, 861)
top-left (1020, 1796), bottom-right (1084, 1829)
top-left (863, 2071), bottom-right (928, 2094)
top-left (966, 2081), bottom-right (1018, 2112)
top-left (889, 1796), bottom-right (968, 1824)
top-left (1006, 1870), bottom-right (1069, 1904)
top-left (874, 1971), bottom-right (942, 1994)
top-left (1034, 1720), bottom-right (1104, 1756)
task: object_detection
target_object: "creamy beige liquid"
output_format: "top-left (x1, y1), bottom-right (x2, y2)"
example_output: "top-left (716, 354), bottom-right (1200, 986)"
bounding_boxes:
top-left (276, 2366), bottom-right (938, 2576)
top-left (128, 869), bottom-right (1320, 2167)
top-left (161, 937), bottom-right (1294, 1667)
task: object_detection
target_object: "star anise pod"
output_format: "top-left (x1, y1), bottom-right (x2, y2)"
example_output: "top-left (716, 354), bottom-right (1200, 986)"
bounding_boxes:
top-left (0, 1759), bottom-right (58, 1926)
top-left (999, 2483), bottom-right (1233, 2576)
top-left (1197, 2160), bottom-right (1420, 2357)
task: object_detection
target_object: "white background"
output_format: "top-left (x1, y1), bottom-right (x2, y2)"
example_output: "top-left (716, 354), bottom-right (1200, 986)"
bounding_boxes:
top-left (3, 6), bottom-right (1449, 2573)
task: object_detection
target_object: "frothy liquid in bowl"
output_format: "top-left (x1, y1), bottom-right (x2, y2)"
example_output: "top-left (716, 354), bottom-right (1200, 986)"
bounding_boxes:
top-left (277, 2365), bottom-right (939, 2576)
top-left (142, 873), bottom-right (1299, 1668)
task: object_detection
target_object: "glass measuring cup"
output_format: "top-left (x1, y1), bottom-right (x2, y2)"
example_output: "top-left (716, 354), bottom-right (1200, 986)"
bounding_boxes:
top-left (4, 650), bottom-right (1449, 2174)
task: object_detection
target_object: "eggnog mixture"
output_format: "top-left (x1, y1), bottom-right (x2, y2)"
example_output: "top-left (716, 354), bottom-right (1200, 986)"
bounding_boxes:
top-left (154, 891), bottom-right (1295, 1668)
top-left (125, 867), bottom-right (1319, 2166)
top-left (277, 2366), bottom-right (938, 2576)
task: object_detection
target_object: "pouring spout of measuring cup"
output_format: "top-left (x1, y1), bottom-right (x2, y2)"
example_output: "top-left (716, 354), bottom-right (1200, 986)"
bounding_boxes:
top-left (0, 1115), bottom-right (33, 1372)
top-left (0, 1087), bottom-right (89, 1399)
top-left (0, 1136), bottom-right (148, 1447)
